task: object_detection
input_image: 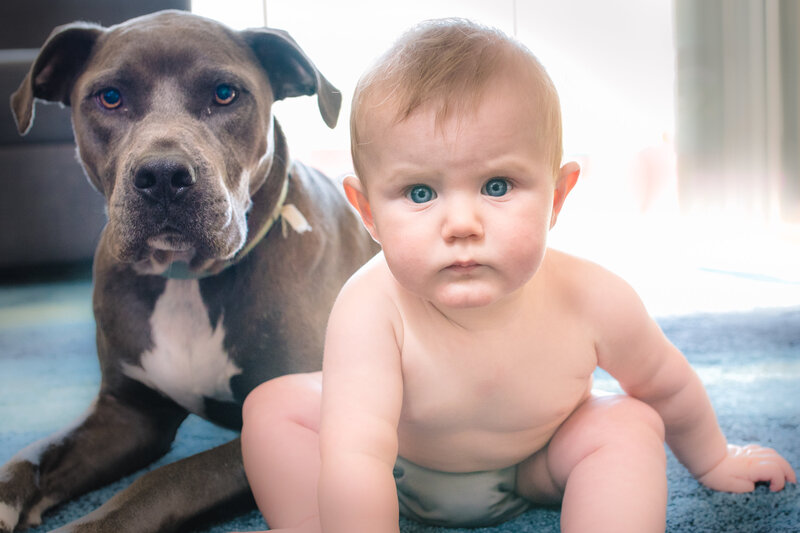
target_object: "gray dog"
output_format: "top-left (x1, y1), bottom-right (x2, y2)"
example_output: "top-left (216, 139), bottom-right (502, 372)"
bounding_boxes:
top-left (0, 10), bottom-right (378, 533)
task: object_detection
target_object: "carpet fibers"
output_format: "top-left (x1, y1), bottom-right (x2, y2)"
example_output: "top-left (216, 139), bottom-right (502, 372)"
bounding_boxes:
top-left (0, 278), bottom-right (797, 532)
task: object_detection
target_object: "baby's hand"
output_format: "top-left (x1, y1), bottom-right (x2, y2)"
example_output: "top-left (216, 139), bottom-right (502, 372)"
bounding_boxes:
top-left (698, 444), bottom-right (797, 493)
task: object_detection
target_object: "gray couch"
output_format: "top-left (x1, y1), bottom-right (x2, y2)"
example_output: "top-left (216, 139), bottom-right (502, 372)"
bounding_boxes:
top-left (0, 0), bottom-right (189, 270)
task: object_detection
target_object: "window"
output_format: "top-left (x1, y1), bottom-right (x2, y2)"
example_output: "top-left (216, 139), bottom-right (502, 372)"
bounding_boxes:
top-left (192, 1), bottom-right (800, 315)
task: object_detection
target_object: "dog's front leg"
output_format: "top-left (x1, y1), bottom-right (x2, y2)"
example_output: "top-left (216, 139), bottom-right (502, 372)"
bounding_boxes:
top-left (0, 387), bottom-right (186, 532)
top-left (50, 439), bottom-right (251, 533)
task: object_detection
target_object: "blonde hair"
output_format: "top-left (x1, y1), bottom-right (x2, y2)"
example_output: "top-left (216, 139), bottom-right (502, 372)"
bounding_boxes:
top-left (350, 18), bottom-right (564, 179)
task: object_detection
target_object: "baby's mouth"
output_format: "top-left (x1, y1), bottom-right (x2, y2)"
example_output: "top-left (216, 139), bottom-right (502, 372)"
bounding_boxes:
top-left (446, 261), bottom-right (481, 274)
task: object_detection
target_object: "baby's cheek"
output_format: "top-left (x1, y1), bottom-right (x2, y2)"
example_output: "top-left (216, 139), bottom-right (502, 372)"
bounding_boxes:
top-left (383, 246), bottom-right (428, 289)
top-left (506, 232), bottom-right (547, 273)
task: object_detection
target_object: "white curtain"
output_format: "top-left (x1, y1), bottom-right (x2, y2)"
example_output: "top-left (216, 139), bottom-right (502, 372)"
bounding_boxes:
top-left (674, 0), bottom-right (800, 222)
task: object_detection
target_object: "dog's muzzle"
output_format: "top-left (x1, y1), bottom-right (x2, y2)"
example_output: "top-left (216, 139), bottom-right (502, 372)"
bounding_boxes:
top-left (133, 156), bottom-right (197, 205)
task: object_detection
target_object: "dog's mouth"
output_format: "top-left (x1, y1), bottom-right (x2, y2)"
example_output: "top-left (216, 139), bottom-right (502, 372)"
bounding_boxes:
top-left (129, 221), bottom-right (242, 276)
top-left (136, 229), bottom-right (198, 273)
top-left (111, 181), bottom-right (249, 275)
top-left (147, 229), bottom-right (195, 253)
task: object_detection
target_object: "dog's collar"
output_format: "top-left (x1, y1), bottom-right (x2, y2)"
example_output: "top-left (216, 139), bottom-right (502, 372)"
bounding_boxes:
top-left (160, 176), bottom-right (311, 280)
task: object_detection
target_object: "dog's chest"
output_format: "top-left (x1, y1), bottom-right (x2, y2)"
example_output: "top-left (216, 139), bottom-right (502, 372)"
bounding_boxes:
top-left (122, 279), bottom-right (241, 416)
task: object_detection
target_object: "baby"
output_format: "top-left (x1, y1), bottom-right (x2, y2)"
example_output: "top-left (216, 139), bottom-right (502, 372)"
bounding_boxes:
top-left (239, 18), bottom-right (796, 533)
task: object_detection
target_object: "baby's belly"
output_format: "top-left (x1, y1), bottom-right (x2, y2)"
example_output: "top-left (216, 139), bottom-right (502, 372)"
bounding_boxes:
top-left (397, 424), bottom-right (559, 473)
top-left (397, 385), bottom-right (591, 472)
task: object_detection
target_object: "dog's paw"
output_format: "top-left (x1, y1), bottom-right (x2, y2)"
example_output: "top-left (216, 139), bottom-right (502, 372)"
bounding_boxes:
top-left (0, 501), bottom-right (21, 532)
top-left (0, 496), bottom-right (55, 532)
top-left (17, 496), bottom-right (54, 530)
top-left (0, 459), bottom-right (54, 532)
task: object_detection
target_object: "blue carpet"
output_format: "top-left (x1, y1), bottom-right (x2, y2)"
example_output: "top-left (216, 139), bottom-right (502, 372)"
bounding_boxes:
top-left (0, 277), bottom-right (797, 532)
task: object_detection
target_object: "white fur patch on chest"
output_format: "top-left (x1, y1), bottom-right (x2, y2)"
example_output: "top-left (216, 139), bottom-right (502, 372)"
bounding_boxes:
top-left (122, 279), bottom-right (241, 416)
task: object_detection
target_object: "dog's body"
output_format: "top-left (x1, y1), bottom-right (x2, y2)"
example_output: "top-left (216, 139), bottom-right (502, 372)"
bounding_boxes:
top-left (0, 10), bottom-right (377, 532)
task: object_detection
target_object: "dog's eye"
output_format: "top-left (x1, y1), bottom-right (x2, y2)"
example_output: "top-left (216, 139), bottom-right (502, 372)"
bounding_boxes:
top-left (214, 84), bottom-right (237, 105)
top-left (97, 88), bottom-right (122, 110)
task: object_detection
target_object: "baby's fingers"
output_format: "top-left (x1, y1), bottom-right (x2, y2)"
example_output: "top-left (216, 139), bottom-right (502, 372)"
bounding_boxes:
top-left (763, 451), bottom-right (796, 491)
top-left (739, 445), bottom-right (796, 492)
top-left (760, 460), bottom-right (788, 492)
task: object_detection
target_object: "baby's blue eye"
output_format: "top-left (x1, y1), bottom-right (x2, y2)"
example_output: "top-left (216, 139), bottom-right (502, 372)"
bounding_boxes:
top-left (483, 178), bottom-right (509, 197)
top-left (98, 88), bottom-right (122, 109)
top-left (214, 84), bottom-right (237, 105)
top-left (407, 185), bottom-right (436, 204)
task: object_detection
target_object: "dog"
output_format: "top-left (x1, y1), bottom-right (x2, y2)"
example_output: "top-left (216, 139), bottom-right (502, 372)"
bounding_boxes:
top-left (0, 10), bottom-right (378, 532)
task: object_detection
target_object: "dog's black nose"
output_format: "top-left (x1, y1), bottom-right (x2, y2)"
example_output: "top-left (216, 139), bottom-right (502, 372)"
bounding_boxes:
top-left (133, 158), bottom-right (196, 203)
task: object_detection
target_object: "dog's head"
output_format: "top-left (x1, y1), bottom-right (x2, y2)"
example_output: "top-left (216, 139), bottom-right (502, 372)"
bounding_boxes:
top-left (11, 10), bottom-right (340, 274)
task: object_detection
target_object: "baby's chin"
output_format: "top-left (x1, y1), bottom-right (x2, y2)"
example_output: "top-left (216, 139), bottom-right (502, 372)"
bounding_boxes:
top-left (429, 284), bottom-right (511, 311)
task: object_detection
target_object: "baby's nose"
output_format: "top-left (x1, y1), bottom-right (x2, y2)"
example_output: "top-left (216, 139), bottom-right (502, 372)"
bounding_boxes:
top-left (441, 198), bottom-right (483, 240)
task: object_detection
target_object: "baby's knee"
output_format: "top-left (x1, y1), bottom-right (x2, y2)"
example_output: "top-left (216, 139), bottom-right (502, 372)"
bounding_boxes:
top-left (242, 372), bottom-right (322, 426)
top-left (630, 400), bottom-right (665, 441)
top-left (546, 395), bottom-right (666, 493)
top-left (561, 395), bottom-right (665, 458)
top-left (600, 395), bottom-right (665, 444)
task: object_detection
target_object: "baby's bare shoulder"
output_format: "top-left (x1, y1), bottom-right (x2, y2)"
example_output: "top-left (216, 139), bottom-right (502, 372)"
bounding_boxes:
top-left (544, 248), bottom-right (605, 276)
top-left (333, 253), bottom-right (400, 318)
top-left (543, 248), bottom-right (647, 321)
top-left (543, 250), bottom-right (666, 372)
top-left (544, 249), bottom-right (629, 294)
top-left (327, 252), bottom-right (408, 354)
top-left (340, 252), bottom-right (394, 294)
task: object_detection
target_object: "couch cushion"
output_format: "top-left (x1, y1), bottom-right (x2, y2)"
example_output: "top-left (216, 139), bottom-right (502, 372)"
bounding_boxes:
top-left (0, 143), bottom-right (106, 267)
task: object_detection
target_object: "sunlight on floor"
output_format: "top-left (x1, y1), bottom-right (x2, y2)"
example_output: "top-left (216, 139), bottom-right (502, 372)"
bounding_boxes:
top-left (550, 206), bottom-right (800, 317)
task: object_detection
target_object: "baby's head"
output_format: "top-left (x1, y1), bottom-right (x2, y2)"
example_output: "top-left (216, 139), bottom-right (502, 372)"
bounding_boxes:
top-left (350, 18), bottom-right (564, 183)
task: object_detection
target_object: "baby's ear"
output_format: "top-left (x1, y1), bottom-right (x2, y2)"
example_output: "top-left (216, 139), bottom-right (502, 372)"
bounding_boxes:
top-left (550, 161), bottom-right (580, 229)
top-left (343, 175), bottom-right (380, 242)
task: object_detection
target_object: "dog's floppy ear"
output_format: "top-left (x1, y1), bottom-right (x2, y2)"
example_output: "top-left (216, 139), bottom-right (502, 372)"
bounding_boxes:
top-left (10, 22), bottom-right (104, 135)
top-left (242, 28), bottom-right (341, 129)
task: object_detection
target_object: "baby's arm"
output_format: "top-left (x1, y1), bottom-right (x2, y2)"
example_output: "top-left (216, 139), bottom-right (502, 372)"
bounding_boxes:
top-left (592, 269), bottom-right (796, 492)
top-left (318, 266), bottom-right (404, 533)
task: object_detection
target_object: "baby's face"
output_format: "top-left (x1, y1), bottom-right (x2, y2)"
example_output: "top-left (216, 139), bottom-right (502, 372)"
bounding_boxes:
top-left (357, 79), bottom-right (559, 310)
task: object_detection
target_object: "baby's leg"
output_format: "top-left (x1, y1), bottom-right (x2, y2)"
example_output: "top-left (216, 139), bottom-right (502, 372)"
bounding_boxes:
top-left (517, 394), bottom-right (667, 533)
top-left (240, 372), bottom-right (323, 532)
